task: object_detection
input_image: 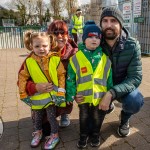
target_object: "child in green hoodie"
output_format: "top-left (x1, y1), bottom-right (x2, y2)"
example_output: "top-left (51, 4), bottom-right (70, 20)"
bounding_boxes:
top-left (66, 21), bottom-right (113, 148)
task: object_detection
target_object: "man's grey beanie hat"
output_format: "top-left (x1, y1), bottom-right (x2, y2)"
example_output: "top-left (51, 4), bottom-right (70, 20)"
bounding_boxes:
top-left (100, 7), bottom-right (124, 27)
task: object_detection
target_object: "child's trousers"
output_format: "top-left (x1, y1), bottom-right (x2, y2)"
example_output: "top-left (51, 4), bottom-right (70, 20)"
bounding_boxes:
top-left (33, 105), bottom-right (58, 134)
top-left (78, 103), bottom-right (107, 137)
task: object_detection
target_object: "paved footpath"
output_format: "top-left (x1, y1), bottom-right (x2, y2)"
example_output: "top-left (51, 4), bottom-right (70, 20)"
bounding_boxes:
top-left (0, 48), bottom-right (150, 150)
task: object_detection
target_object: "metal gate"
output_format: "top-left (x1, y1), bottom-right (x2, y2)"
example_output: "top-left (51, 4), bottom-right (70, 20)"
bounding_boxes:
top-left (118, 0), bottom-right (150, 55)
top-left (137, 0), bottom-right (150, 55)
top-left (0, 26), bottom-right (47, 49)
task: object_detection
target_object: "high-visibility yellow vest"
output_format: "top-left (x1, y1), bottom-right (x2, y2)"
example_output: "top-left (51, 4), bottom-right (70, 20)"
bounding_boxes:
top-left (26, 56), bottom-right (66, 110)
top-left (71, 15), bottom-right (84, 34)
top-left (70, 51), bottom-right (111, 106)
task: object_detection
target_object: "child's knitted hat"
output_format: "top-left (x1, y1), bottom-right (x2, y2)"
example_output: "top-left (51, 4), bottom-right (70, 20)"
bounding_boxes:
top-left (82, 20), bottom-right (102, 42)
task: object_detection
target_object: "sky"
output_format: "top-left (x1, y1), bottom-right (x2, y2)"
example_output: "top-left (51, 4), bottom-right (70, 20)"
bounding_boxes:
top-left (0, 0), bottom-right (10, 5)
top-left (0, 0), bottom-right (91, 5)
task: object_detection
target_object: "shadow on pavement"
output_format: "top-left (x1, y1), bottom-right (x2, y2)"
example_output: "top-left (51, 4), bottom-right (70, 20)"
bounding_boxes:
top-left (0, 96), bottom-right (149, 149)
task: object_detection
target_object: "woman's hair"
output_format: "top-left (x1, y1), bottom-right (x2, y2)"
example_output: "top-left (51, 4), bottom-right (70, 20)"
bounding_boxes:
top-left (24, 30), bottom-right (57, 50)
top-left (47, 20), bottom-right (68, 35)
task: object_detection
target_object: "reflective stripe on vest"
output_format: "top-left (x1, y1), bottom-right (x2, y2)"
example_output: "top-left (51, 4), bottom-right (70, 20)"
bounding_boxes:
top-left (32, 97), bottom-right (52, 106)
top-left (72, 15), bottom-right (83, 34)
top-left (26, 56), bottom-right (61, 109)
top-left (70, 50), bottom-right (111, 106)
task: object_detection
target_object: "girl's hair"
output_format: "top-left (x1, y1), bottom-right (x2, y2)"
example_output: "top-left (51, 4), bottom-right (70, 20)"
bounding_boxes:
top-left (47, 20), bottom-right (68, 35)
top-left (24, 31), bottom-right (57, 50)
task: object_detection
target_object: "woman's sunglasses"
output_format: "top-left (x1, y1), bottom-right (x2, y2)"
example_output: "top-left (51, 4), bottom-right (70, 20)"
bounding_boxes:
top-left (52, 30), bottom-right (67, 36)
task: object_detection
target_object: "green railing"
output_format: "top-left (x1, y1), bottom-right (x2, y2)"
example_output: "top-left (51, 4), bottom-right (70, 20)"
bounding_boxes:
top-left (0, 26), bottom-right (47, 49)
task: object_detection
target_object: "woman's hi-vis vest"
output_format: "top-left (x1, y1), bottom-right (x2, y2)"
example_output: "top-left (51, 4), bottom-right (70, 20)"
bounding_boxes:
top-left (71, 15), bottom-right (84, 34)
top-left (26, 56), bottom-right (66, 110)
top-left (70, 51), bottom-right (111, 106)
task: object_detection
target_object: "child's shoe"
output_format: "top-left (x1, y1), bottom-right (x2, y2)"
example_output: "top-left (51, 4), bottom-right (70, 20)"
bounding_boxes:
top-left (31, 130), bottom-right (42, 148)
top-left (44, 134), bottom-right (59, 149)
top-left (59, 114), bottom-right (70, 127)
top-left (77, 135), bottom-right (88, 149)
top-left (90, 134), bottom-right (100, 147)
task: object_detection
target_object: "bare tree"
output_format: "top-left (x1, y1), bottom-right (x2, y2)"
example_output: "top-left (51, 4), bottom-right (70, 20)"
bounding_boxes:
top-left (3, 0), bottom-right (72, 25)
top-left (15, 0), bottom-right (28, 25)
top-left (65, 0), bottom-right (79, 19)
top-left (43, 8), bottom-right (52, 23)
top-left (36, 0), bottom-right (44, 25)
top-left (6, 0), bottom-right (33, 25)
top-left (50, 0), bottom-right (65, 19)
top-left (5, 0), bottom-right (48, 25)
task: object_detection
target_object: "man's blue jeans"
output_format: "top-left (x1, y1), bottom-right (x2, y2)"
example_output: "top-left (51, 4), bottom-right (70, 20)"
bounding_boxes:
top-left (118, 88), bottom-right (144, 123)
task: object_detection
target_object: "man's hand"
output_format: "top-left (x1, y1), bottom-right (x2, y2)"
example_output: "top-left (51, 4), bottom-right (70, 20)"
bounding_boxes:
top-left (36, 83), bottom-right (53, 93)
top-left (74, 95), bottom-right (84, 104)
top-left (99, 91), bottom-right (112, 111)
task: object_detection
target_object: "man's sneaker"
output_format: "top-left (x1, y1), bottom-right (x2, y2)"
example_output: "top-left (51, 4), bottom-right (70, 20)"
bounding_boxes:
top-left (77, 135), bottom-right (88, 149)
top-left (107, 102), bottom-right (115, 114)
top-left (31, 131), bottom-right (42, 148)
top-left (59, 114), bottom-right (70, 127)
top-left (90, 134), bottom-right (100, 147)
top-left (44, 134), bottom-right (59, 149)
top-left (117, 121), bottom-right (130, 137)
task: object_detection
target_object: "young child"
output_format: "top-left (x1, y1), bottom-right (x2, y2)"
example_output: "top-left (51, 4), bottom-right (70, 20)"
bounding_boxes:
top-left (18, 31), bottom-right (66, 149)
top-left (66, 21), bottom-right (113, 148)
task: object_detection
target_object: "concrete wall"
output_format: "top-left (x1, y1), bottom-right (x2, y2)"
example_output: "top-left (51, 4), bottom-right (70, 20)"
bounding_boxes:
top-left (90, 0), bottom-right (102, 26)
top-left (90, 0), bottom-right (118, 26)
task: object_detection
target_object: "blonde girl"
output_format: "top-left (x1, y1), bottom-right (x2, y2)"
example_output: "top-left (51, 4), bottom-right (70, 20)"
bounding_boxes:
top-left (18, 31), bottom-right (66, 149)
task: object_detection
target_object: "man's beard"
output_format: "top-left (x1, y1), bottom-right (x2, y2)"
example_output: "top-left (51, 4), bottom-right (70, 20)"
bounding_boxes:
top-left (103, 28), bottom-right (118, 40)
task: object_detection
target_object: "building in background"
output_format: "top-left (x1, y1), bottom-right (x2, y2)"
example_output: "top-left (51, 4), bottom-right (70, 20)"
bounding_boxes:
top-left (90, 0), bottom-right (150, 54)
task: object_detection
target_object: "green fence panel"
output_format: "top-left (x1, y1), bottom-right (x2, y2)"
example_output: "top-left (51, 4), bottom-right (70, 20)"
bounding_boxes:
top-left (0, 26), bottom-right (47, 49)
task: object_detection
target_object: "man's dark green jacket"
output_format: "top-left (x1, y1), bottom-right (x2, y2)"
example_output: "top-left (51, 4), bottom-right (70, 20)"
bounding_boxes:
top-left (101, 27), bottom-right (142, 99)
